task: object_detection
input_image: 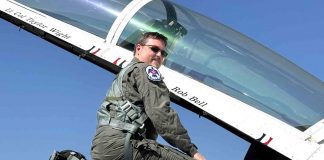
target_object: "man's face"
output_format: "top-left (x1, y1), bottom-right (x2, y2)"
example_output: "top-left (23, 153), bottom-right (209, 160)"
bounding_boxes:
top-left (135, 38), bottom-right (166, 68)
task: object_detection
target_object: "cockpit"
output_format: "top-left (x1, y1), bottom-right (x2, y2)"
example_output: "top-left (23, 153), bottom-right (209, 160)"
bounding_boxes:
top-left (16, 0), bottom-right (324, 132)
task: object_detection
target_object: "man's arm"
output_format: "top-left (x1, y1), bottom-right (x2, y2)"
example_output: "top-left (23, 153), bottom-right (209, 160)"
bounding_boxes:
top-left (134, 64), bottom-right (198, 157)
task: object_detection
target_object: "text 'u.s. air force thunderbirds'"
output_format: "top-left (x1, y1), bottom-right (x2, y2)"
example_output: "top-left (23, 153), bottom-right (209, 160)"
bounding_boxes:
top-left (1, 0), bottom-right (324, 159)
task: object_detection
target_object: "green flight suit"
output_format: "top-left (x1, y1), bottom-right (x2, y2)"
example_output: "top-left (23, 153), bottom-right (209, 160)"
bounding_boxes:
top-left (91, 57), bottom-right (197, 160)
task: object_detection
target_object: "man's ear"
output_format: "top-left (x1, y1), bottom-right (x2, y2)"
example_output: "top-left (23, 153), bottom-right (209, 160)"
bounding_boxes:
top-left (135, 44), bottom-right (142, 55)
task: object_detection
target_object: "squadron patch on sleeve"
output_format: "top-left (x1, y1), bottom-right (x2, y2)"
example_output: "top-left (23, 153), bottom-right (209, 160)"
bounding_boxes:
top-left (145, 66), bottom-right (161, 81)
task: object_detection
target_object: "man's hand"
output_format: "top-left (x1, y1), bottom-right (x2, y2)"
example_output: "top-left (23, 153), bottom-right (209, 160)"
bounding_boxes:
top-left (193, 152), bottom-right (206, 160)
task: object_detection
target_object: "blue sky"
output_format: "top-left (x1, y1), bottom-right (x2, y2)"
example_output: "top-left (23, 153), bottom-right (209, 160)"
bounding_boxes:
top-left (1, 0), bottom-right (323, 159)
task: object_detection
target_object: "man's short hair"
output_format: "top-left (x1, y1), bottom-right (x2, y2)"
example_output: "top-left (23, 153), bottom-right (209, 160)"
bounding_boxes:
top-left (135, 32), bottom-right (168, 48)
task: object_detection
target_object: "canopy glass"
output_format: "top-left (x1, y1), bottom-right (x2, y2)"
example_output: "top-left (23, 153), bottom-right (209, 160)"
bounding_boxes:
top-left (117, 0), bottom-right (324, 131)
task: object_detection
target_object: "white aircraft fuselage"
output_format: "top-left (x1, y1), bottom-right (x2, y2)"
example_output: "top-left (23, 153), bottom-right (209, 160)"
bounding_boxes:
top-left (1, 0), bottom-right (324, 159)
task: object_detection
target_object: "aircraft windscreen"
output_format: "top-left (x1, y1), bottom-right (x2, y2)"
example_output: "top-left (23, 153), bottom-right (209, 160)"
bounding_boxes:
top-left (15, 0), bottom-right (132, 39)
top-left (117, 0), bottom-right (324, 131)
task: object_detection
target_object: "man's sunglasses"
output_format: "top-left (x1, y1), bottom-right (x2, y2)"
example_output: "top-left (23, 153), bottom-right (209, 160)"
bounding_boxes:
top-left (142, 45), bottom-right (168, 57)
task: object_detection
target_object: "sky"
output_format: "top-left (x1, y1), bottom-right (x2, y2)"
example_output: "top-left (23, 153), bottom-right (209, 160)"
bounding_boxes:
top-left (1, 0), bottom-right (324, 159)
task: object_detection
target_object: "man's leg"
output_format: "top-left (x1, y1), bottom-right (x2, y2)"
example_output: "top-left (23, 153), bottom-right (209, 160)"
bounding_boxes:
top-left (91, 126), bottom-right (125, 160)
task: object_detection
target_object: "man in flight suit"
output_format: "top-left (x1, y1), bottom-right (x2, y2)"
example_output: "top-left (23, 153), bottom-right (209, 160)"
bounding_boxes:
top-left (91, 32), bottom-right (205, 160)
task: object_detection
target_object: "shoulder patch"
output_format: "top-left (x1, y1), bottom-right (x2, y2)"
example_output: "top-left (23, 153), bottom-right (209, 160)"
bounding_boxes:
top-left (145, 66), bottom-right (161, 81)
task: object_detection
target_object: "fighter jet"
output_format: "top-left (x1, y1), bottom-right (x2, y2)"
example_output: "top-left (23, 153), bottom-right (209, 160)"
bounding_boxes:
top-left (1, 0), bottom-right (324, 159)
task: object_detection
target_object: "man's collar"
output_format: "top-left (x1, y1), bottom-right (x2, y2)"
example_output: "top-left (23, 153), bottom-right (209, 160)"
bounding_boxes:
top-left (131, 57), bottom-right (142, 63)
